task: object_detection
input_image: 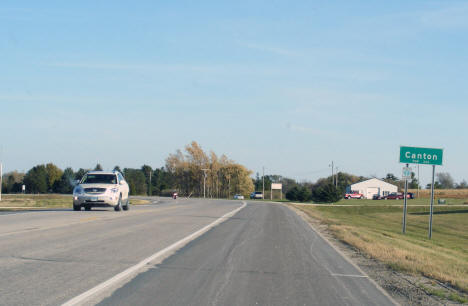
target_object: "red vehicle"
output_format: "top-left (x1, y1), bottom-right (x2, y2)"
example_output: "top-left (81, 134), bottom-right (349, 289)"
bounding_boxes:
top-left (385, 192), bottom-right (404, 200)
top-left (344, 192), bottom-right (363, 199)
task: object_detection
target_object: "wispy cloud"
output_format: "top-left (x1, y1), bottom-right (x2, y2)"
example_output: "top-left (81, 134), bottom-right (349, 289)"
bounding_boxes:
top-left (285, 122), bottom-right (331, 136)
top-left (419, 3), bottom-right (468, 29)
top-left (44, 61), bottom-right (282, 77)
top-left (240, 42), bottom-right (300, 57)
top-left (47, 62), bottom-right (146, 70)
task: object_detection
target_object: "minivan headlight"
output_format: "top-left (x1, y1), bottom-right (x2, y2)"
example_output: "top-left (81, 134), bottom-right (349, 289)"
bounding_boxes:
top-left (110, 187), bottom-right (119, 193)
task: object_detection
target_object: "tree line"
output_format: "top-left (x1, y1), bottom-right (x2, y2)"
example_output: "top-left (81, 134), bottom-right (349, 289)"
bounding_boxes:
top-left (1, 141), bottom-right (254, 198)
top-left (2, 142), bottom-right (466, 202)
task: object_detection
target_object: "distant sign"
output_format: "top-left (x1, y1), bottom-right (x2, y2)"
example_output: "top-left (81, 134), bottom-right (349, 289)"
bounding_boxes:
top-left (400, 146), bottom-right (443, 165)
top-left (271, 183), bottom-right (282, 190)
top-left (402, 167), bottom-right (412, 180)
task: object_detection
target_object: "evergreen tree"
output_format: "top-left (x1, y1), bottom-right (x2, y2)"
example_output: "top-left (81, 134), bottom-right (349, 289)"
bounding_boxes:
top-left (311, 183), bottom-right (341, 203)
top-left (53, 167), bottom-right (75, 194)
top-left (23, 165), bottom-right (48, 193)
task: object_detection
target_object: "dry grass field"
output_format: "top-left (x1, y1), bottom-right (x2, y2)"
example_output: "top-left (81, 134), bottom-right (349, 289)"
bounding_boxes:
top-left (408, 188), bottom-right (468, 200)
top-left (293, 203), bottom-right (468, 298)
top-left (0, 194), bottom-right (72, 209)
top-left (0, 194), bottom-right (149, 209)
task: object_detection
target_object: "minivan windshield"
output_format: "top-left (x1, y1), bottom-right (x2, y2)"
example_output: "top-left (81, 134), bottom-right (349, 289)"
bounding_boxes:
top-left (81, 174), bottom-right (117, 184)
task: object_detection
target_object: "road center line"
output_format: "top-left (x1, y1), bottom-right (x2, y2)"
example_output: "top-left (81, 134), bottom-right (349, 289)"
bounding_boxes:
top-left (62, 201), bottom-right (247, 306)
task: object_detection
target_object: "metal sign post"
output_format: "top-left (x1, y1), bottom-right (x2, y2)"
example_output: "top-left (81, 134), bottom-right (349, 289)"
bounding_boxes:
top-left (429, 165), bottom-right (435, 239)
top-left (402, 164), bottom-right (411, 234)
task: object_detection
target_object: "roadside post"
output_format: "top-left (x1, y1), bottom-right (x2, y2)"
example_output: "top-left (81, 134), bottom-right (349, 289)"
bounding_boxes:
top-left (401, 164), bottom-right (411, 234)
top-left (429, 165), bottom-right (435, 239)
top-left (399, 146), bottom-right (443, 239)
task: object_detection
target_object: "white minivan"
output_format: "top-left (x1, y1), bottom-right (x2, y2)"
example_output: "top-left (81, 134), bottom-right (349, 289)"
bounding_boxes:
top-left (73, 171), bottom-right (130, 211)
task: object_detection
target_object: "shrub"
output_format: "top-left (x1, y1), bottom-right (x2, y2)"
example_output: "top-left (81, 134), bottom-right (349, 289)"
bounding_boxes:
top-left (286, 186), bottom-right (311, 202)
top-left (311, 183), bottom-right (341, 203)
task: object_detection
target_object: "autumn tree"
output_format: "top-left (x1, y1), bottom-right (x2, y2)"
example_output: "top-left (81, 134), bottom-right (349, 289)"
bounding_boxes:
top-left (45, 163), bottom-right (63, 191)
top-left (165, 142), bottom-right (254, 198)
top-left (1, 171), bottom-right (25, 193)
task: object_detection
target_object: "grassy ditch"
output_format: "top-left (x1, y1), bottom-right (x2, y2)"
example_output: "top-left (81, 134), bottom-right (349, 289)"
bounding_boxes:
top-left (0, 194), bottom-right (72, 209)
top-left (129, 198), bottom-right (150, 205)
top-left (0, 194), bottom-right (150, 209)
top-left (331, 198), bottom-right (467, 206)
top-left (293, 203), bottom-right (468, 294)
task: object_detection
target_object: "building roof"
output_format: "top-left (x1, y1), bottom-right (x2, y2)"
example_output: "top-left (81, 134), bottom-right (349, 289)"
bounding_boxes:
top-left (350, 178), bottom-right (397, 188)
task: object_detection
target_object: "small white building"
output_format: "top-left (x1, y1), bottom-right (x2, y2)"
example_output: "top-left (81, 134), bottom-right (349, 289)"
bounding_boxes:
top-left (347, 178), bottom-right (398, 199)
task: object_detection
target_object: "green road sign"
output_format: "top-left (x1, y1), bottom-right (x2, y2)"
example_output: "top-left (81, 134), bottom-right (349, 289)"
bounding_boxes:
top-left (400, 146), bottom-right (443, 165)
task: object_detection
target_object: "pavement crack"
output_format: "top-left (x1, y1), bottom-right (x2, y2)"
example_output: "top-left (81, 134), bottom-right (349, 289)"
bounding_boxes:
top-left (15, 255), bottom-right (74, 263)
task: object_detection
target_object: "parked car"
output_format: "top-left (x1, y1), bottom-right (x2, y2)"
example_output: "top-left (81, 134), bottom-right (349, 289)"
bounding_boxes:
top-left (73, 170), bottom-right (130, 211)
top-left (344, 192), bottom-right (363, 199)
top-left (372, 194), bottom-right (384, 200)
top-left (385, 192), bottom-right (404, 200)
top-left (234, 194), bottom-right (244, 200)
top-left (250, 191), bottom-right (264, 199)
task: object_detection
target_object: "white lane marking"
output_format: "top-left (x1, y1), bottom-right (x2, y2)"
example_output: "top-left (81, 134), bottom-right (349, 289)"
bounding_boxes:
top-left (331, 273), bottom-right (368, 278)
top-left (62, 201), bottom-right (247, 306)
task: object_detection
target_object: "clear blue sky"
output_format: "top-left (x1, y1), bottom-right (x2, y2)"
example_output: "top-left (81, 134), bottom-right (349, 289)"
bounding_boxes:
top-left (1, 1), bottom-right (467, 186)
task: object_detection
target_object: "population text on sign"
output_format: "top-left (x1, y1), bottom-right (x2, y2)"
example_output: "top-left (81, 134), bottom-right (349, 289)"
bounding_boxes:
top-left (400, 146), bottom-right (443, 165)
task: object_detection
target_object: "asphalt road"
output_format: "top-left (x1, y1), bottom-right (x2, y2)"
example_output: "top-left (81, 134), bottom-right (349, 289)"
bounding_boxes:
top-left (0, 198), bottom-right (396, 306)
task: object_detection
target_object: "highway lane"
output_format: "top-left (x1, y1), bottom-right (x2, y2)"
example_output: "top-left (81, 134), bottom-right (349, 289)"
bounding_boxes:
top-left (0, 198), bottom-right (396, 305)
top-left (0, 197), bottom-right (241, 305)
top-left (100, 201), bottom-right (395, 306)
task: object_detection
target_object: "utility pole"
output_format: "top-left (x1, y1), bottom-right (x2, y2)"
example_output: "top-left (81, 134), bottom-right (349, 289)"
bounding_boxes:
top-left (330, 161), bottom-right (334, 185)
top-left (201, 169), bottom-right (210, 198)
top-left (403, 163), bottom-right (409, 234)
top-left (262, 166), bottom-right (265, 199)
top-left (335, 167), bottom-right (339, 188)
top-left (148, 169), bottom-right (152, 196)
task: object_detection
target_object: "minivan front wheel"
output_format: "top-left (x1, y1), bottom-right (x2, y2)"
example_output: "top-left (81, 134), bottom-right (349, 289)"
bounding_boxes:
top-left (123, 198), bottom-right (129, 211)
top-left (114, 195), bottom-right (122, 211)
